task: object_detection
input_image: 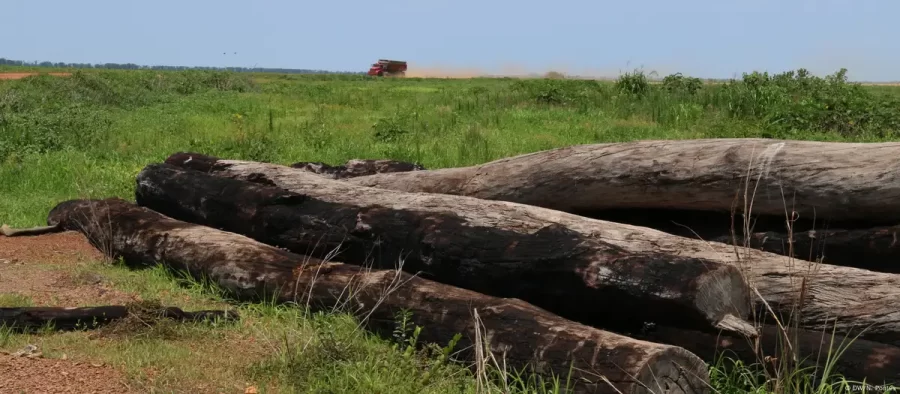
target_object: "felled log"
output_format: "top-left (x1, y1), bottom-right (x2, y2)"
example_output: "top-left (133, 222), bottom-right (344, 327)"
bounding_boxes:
top-left (290, 158), bottom-right (425, 179)
top-left (0, 304), bottom-right (238, 332)
top-left (712, 225), bottom-right (900, 273)
top-left (47, 198), bottom-right (712, 394)
top-left (159, 153), bottom-right (900, 347)
top-left (337, 138), bottom-right (900, 224)
top-left (633, 324), bottom-right (900, 385)
top-left (142, 157), bottom-right (756, 337)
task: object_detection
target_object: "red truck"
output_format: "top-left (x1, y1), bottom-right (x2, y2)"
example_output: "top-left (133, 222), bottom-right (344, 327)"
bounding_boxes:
top-left (367, 59), bottom-right (407, 77)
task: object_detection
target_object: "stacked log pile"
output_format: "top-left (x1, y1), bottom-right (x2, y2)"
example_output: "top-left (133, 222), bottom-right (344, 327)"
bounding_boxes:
top-left (332, 138), bottom-right (900, 272)
top-left (31, 138), bottom-right (900, 391)
top-left (47, 198), bottom-right (711, 394)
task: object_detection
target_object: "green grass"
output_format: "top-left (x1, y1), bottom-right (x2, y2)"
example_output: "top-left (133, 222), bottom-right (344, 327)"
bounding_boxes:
top-left (0, 261), bottom-right (507, 393)
top-left (2, 67), bottom-right (900, 393)
top-left (0, 293), bottom-right (33, 307)
top-left (3, 67), bottom-right (900, 227)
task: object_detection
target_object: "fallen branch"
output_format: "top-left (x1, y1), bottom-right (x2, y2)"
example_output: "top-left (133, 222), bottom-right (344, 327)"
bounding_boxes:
top-left (159, 153), bottom-right (900, 347)
top-left (0, 304), bottom-right (238, 332)
top-left (144, 157), bottom-right (756, 337)
top-left (0, 223), bottom-right (63, 237)
top-left (47, 198), bottom-right (712, 394)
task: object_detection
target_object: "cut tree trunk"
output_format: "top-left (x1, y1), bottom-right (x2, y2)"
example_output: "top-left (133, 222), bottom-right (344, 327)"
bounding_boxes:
top-left (47, 198), bottom-right (712, 394)
top-left (0, 304), bottom-right (238, 332)
top-left (338, 138), bottom-right (900, 225)
top-left (710, 225), bottom-right (900, 273)
top-left (159, 153), bottom-right (900, 347)
top-left (142, 157), bottom-right (756, 338)
top-left (290, 159), bottom-right (425, 179)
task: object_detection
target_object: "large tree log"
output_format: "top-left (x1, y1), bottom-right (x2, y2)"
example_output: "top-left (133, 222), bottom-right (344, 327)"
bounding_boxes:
top-left (141, 158), bottom-right (756, 338)
top-left (159, 153), bottom-right (900, 347)
top-left (633, 324), bottom-right (900, 385)
top-left (338, 138), bottom-right (900, 225)
top-left (0, 304), bottom-right (238, 332)
top-left (710, 225), bottom-right (900, 273)
top-left (47, 198), bottom-right (712, 394)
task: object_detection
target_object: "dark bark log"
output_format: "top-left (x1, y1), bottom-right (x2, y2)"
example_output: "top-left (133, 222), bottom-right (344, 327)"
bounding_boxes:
top-left (337, 138), bottom-right (900, 225)
top-left (711, 225), bottom-right (900, 273)
top-left (142, 156), bottom-right (755, 338)
top-left (0, 304), bottom-right (238, 332)
top-left (633, 324), bottom-right (900, 385)
top-left (159, 153), bottom-right (900, 348)
top-left (290, 159), bottom-right (425, 179)
top-left (47, 198), bottom-right (712, 394)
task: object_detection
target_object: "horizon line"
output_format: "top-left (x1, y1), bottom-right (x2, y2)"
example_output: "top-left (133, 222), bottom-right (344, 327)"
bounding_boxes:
top-left (1, 57), bottom-right (898, 84)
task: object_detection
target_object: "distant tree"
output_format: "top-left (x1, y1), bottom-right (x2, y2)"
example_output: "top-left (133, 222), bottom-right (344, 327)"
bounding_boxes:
top-left (0, 57), bottom-right (363, 75)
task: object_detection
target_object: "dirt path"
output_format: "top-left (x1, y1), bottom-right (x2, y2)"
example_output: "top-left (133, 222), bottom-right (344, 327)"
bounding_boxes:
top-left (1, 231), bottom-right (139, 393)
top-left (0, 72), bottom-right (72, 80)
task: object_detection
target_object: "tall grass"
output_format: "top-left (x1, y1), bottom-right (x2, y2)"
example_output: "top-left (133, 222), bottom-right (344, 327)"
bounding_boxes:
top-left (3, 67), bottom-right (898, 167)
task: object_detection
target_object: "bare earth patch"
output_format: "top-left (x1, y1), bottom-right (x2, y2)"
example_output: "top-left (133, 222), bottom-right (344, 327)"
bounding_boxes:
top-left (0, 264), bottom-right (140, 307)
top-left (1, 232), bottom-right (139, 392)
top-left (0, 232), bottom-right (137, 306)
top-left (1, 231), bottom-right (270, 392)
top-left (0, 72), bottom-right (72, 80)
top-left (0, 231), bottom-right (104, 265)
top-left (0, 353), bottom-right (137, 393)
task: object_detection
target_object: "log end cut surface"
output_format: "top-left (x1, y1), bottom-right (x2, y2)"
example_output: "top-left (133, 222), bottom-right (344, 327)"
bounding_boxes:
top-left (631, 347), bottom-right (712, 394)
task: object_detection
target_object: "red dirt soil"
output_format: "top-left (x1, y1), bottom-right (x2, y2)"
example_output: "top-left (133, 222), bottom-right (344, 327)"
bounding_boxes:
top-left (1, 231), bottom-right (138, 306)
top-left (0, 354), bottom-right (136, 394)
top-left (0, 231), bottom-right (103, 265)
top-left (1, 231), bottom-right (138, 393)
top-left (0, 72), bottom-right (72, 80)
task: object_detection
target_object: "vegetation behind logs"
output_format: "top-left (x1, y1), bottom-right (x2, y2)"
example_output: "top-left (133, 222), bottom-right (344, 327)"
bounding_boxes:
top-left (4, 65), bottom-right (900, 393)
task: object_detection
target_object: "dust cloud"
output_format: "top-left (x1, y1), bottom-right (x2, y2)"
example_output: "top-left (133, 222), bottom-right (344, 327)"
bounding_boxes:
top-left (403, 64), bottom-right (622, 80)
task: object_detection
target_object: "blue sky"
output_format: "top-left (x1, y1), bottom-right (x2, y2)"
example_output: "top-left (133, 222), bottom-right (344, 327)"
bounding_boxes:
top-left (4, 0), bottom-right (898, 81)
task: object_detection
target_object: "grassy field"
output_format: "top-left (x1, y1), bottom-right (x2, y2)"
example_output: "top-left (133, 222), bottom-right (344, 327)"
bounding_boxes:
top-left (2, 67), bottom-right (900, 393)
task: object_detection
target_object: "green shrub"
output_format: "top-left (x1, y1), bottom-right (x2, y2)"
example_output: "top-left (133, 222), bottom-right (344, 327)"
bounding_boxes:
top-left (615, 70), bottom-right (652, 97)
top-left (510, 79), bottom-right (603, 106)
top-left (717, 68), bottom-right (900, 136)
top-left (662, 73), bottom-right (703, 95)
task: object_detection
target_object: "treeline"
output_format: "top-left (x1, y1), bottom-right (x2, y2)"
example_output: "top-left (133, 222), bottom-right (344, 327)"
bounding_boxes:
top-left (0, 58), bottom-right (362, 75)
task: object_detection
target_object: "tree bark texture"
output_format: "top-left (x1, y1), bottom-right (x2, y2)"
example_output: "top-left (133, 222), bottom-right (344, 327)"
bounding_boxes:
top-left (0, 305), bottom-right (238, 332)
top-left (159, 153), bottom-right (900, 347)
top-left (711, 225), bottom-right (900, 273)
top-left (338, 138), bottom-right (900, 224)
top-left (290, 159), bottom-right (425, 179)
top-left (46, 198), bottom-right (712, 394)
top-left (144, 156), bottom-right (756, 337)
